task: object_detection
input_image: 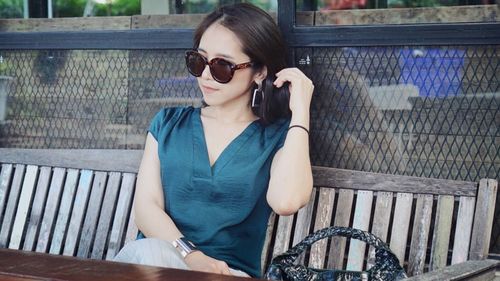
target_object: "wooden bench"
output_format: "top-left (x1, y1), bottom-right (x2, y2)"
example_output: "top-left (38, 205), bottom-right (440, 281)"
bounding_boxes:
top-left (0, 148), bottom-right (498, 280)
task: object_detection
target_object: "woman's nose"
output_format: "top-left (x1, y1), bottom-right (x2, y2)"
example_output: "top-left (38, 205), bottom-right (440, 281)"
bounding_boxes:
top-left (201, 64), bottom-right (212, 80)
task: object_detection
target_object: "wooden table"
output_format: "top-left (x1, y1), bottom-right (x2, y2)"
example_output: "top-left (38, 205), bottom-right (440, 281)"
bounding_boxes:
top-left (0, 249), bottom-right (259, 281)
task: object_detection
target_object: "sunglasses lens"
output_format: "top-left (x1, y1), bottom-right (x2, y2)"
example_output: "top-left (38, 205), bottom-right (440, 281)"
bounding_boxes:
top-left (211, 59), bottom-right (233, 83)
top-left (185, 51), bottom-right (236, 83)
top-left (186, 52), bottom-right (205, 77)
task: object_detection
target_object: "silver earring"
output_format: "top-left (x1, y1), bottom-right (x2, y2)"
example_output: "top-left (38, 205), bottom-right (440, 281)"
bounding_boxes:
top-left (251, 85), bottom-right (264, 108)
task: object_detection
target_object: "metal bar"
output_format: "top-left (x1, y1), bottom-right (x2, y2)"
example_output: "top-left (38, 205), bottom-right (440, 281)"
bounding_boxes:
top-left (286, 22), bottom-right (500, 47)
top-left (23, 0), bottom-right (29, 18)
top-left (277, 0), bottom-right (295, 66)
top-left (277, 0), bottom-right (294, 38)
top-left (48, 0), bottom-right (52, 18)
top-left (0, 29), bottom-right (195, 50)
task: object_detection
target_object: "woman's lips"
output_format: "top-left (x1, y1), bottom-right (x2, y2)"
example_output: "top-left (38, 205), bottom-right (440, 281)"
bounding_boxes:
top-left (201, 85), bottom-right (218, 94)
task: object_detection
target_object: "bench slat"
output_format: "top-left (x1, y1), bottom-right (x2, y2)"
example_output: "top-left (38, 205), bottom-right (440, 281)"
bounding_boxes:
top-left (390, 192), bottom-right (413, 265)
top-left (408, 194), bottom-right (433, 276)
top-left (9, 165), bottom-right (39, 249)
top-left (327, 189), bottom-right (354, 269)
top-left (429, 195), bottom-right (454, 271)
top-left (291, 189), bottom-right (317, 265)
top-left (272, 214), bottom-right (294, 258)
top-left (0, 149), bottom-right (143, 174)
top-left (36, 167), bottom-right (66, 253)
top-left (106, 173), bottom-right (136, 260)
top-left (50, 169), bottom-right (79, 255)
top-left (347, 190), bottom-right (374, 271)
top-left (261, 212), bottom-right (277, 273)
top-left (62, 170), bottom-right (93, 256)
top-left (452, 196), bottom-right (475, 264)
top-left (0, 165), bottom-right (25, 247)
top-left (92, 172), bottom-right (121, 259)
top-left (470, 179), bottom-right (498, 260)
top-left (23, 166), bottom-right (52, 251)
top-left (312, 166), bottom-right (477, 196)
top-left (0, 164), bottom-right (14, 223)
top-left (124, 174), bottom-right (139, 244)
top-left (309, 187), bottom-right (335, 268)
top-left (77, 172), bottom-right (108, 258)
top-left (367, 191), bottom-right (393, 269)
top-left (292, 189), bottom-right (317, 247)
top-left (124, 200), bottom-right (139, 245)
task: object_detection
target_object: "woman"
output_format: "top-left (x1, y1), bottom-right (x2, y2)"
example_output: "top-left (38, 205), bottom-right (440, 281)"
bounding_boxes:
top-left (114, 3), bottom-right (314, 278)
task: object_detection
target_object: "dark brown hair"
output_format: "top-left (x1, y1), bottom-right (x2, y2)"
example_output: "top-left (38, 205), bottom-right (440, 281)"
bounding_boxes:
top-left (194, 3), bottom-right (291, 125)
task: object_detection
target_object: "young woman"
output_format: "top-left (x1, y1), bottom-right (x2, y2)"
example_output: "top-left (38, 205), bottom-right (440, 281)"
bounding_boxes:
top-left (114, 3), bottom-right (314, 278)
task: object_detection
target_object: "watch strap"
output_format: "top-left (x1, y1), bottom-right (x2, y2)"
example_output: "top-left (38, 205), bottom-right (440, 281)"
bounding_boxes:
top-left (172, 237), bottom-right (198, 258)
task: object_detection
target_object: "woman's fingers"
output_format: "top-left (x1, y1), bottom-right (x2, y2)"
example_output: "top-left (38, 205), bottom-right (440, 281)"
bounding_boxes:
top-left (273, 69), bottom-right (302, 87)
top-left (273, 68), bottom-right (312, 88)
top-left (185, 251), bottom-right (233, 276)
top-left (217, 261), bottom-right (232, 275)
top-left (273, 67), bottom-right (314, 114)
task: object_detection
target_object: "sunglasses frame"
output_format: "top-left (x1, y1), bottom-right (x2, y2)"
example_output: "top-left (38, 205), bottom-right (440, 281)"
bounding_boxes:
top-left (185, 50), bottom-right (253, 84)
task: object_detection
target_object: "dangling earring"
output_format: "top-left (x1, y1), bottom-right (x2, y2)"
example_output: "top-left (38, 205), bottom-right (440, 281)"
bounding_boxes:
top-left (252, 84), bottom-right (264, 108)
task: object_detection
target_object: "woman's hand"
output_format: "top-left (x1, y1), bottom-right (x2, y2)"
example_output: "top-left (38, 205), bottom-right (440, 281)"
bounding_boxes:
top-left (273, 67), bottom-right (314, 116)
top-left (184, 251), bottom-right (233, 275)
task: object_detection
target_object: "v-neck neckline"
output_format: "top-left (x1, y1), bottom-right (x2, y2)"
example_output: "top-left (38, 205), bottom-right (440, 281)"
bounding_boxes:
top-left (192, 107), bottom-right (259, 178)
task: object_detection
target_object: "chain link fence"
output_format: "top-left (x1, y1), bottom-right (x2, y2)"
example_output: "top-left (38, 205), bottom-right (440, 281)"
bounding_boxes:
top-left (0, 45), bottom-right (498, 253)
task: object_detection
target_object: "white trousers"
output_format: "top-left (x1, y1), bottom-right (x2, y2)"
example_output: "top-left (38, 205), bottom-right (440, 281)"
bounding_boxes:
top-left (113, 238), bottom-right (249, 277)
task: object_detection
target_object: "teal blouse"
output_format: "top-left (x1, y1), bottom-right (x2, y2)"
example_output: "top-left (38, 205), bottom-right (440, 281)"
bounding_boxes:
top-left (146, 106), bottom-right (290, 277)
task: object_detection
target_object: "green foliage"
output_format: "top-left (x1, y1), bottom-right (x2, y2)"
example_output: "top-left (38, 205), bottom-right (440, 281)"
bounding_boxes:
top-left (93, 0), bottom-right (140, 16)
top-left (53, 0), bottom-right (87, 17)
top-left (0, 0), bottom-right (23, 18)
top-left (0, 55), bottom-right (12, 75)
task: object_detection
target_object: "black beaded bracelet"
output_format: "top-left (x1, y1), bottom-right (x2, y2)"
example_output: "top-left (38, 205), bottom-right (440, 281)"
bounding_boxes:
top-left (288, 125), bottom-right (309, 135)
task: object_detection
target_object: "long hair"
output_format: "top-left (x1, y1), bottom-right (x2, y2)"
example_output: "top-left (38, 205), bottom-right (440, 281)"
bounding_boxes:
top-left (193, 3), bottom-right (291, 125)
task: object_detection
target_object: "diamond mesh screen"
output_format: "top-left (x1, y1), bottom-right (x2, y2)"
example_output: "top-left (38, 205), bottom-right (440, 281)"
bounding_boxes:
top-left (0, 45), bottom-right (498, 253)
top-left (0, 50), bottom-right (201, 149)
top-left (299, 46), bottom-right (498, 182)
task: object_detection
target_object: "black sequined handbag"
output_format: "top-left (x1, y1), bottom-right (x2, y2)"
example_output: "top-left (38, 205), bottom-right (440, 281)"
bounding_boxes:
top-left (265, 226), bottom-right (407, 281)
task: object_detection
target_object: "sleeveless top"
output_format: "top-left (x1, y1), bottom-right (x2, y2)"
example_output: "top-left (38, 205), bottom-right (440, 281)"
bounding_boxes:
top-left (145, 106), bottom-right (290, 277)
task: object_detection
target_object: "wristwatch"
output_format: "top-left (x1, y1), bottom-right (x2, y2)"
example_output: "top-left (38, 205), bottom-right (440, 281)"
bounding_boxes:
top-left (172, 237), bottom-right (198, 258)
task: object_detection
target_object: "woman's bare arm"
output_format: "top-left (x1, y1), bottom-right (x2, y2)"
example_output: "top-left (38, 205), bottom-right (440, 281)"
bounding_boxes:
top-left (133, 133), bottom-right (182, 241)
top-left (267, 112), bottom-right (313, 216)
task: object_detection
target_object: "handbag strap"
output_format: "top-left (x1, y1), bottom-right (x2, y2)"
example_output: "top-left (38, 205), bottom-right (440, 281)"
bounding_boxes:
top-left (273, 226), bottom-right (391, 264)
top-left (267, 226), bottom-right (407, 280)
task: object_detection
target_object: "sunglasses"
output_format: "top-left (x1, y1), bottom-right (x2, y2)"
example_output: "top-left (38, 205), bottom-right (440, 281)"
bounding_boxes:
top-left (185, 50), bottom-right (253, 84)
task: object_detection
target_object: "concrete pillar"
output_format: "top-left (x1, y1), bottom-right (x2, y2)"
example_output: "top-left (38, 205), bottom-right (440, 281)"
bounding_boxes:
top-left (141, 0), bottom-right (170, 15)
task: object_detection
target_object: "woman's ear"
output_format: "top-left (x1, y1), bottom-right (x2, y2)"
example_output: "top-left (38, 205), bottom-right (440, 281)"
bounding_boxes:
top-left (254, 66), bottom-right (268, 84)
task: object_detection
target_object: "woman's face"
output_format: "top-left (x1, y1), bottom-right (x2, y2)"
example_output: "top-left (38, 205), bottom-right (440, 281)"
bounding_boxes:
top-left (196, 22), bottom-right (263, 108)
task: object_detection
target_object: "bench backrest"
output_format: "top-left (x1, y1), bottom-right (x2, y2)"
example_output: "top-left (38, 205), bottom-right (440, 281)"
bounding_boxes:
top-left (260, 167), bottom-right (498, 276)
top-left (0, 149), bottom-right (141, 260)
top-left (0, 149), bottom-right (497, 277)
